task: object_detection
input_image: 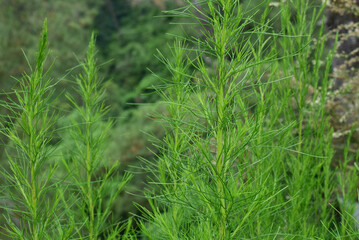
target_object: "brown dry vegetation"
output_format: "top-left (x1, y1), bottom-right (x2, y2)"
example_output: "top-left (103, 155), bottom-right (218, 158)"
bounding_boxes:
top-left (325, 0), bottom-right (359, 164)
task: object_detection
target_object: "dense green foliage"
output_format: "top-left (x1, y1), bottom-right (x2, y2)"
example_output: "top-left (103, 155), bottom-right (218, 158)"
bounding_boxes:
top-left (0, 0), bottom-right (358, 239)
top-left (138, 0), bottom-right (346, 239)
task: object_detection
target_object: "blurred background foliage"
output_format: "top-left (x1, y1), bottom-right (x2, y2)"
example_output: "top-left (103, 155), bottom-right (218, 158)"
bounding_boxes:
top-left (0, 0), bottom-right (358, 237)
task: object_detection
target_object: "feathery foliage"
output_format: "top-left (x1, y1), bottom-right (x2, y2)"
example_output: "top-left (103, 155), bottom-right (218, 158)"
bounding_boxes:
top-left (0, 20), bottom-right (64, 240)
top-left (62, 33), bottom-right (132, 239)
top-left (138, 0), bottom-right (358, 239)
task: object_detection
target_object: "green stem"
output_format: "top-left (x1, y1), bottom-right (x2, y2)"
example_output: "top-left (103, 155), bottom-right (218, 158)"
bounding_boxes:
top-left (85, 115), bottom-right (95, 240)
top-left (28, 105), bottom-right (38, 240)
top-left (31, 165), bottom-right (38, 240)
top-left (216, 72), bottom-right (227, 240)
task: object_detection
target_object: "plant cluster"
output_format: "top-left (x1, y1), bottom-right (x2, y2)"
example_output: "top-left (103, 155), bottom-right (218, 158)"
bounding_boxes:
top-left (0, 21), bottom-right (131, 239)
top-left (0, 0), bottom-right (358, 239)
top-left (138, 0), bottom-right (358, 239)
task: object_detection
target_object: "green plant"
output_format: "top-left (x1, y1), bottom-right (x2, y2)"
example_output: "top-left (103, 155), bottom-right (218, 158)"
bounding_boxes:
top-left (61, 33), bottom-right (132, 239)
top-left (0, 21), bottom-right (132, 240)
top-left (0, 20), bottom-right (65, 240)
top-left (138, 0), bottom-right (357, 239)
top-left (1, 1), bottom-right (358, 239)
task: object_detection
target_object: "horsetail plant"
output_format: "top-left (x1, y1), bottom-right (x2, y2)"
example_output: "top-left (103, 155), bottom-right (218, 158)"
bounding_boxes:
top-left (0, 22), bottom-right (133, 240)
top-left (1, 1), bottom-right (358, 239)
top-left (62, 33), bottom-right (132, 239)
top-left (138, 0), bottom-right (357, 239)
top-left (139, 1), bottom-right (293, 239)
top-left (0, 20), bottom-right (66, 239)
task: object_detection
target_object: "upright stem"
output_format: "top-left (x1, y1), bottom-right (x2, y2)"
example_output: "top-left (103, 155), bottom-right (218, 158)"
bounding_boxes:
top-left (211, 1), bottom-right (232, 238)
top-left (28, 109), bottom-right (38, 240)
top-left (30, 153), bottom-right (39, 240)
top-left (84, 64), bottom-right (95, 240)
top-left (216, 85), bottom-right (226, 240)
top-left (86, 125), bottom-right (95, 240)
